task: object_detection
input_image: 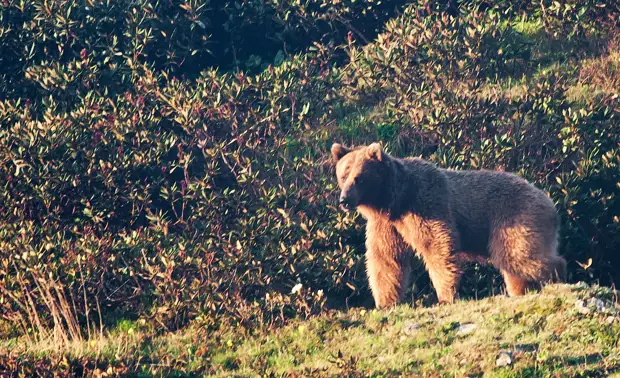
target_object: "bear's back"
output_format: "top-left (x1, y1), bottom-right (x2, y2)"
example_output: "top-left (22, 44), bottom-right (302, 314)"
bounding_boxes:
top-left (443, 168), bottom-right (556, 254)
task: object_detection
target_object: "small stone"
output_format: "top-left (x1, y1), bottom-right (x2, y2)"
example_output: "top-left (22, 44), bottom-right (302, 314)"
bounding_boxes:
top-left (378, 356), bottom-right (386, 362)
top-left (575, 299), bottom-right (592, 314)
top-left (577, 297), bottom-right (618, 315)
top-left (402, 321), bottom-right (421, 336)
top-left (590, 298), bottom-right (608, 312)
top-left (456, 323), bottom-right (477, 336)
top-left (606, 316), bottom-right (617, 324)
top-left (496, 351), bottom-right (513, 367)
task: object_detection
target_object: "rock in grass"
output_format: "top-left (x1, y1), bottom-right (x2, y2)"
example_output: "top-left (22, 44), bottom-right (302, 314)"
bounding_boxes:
top-left (576, 297), bottom-right (618, 315)
top-left (456, 323), bottom-right (477, 336)
top-left (593, 298), bottom-right (611, 313)
top-left (496, 351), bottom-right (513, 367)
top-left (606, 316), bottom-right (617, 324)
top-left (575, 299), bottom-right (591, 314)
top-left (401, 321), bottom-right (421, 336)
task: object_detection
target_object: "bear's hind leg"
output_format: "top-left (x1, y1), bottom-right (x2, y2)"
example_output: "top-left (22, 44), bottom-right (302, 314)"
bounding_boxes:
top-left (365, 216), bottom-right (412, 308)
top-left (490, 222), bottom-right (563, 296)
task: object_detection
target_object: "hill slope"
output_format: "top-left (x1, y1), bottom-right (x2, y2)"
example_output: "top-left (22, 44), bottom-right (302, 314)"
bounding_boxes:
top-left (2, 283), bottom-right (620, 377)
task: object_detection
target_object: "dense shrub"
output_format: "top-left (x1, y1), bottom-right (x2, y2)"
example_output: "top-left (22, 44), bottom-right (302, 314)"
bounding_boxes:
top-left (0, 0), bottom-right (411, 335)
top-left (0, 0), bottom-right (411, 101)
top-left (0, 47), bottom-right (363, 332)
top-left (0, 0), bottom-right (618, 340)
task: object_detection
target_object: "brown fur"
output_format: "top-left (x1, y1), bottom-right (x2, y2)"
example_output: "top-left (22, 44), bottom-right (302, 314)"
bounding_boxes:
top-left (331, 142), bottom-right (566, 308)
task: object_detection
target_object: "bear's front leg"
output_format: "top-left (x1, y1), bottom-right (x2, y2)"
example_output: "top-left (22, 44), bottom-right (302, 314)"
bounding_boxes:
top-left (393, 215), bottom-right (462, 304)
top-left (364, 215), bottom-right (412, 309)
top-left (424, 253), bottom-right (461, 304)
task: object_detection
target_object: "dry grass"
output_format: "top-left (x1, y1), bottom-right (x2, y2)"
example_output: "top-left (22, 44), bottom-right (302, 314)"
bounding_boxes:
top-left (0, 263), bottom-right (103, 355)
top-left (575, 34), bottom-right (620, 97)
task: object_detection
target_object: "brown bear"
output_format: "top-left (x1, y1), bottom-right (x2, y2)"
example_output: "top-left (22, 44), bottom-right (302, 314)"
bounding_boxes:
top-left (331, 142), bottom-right (566, 308)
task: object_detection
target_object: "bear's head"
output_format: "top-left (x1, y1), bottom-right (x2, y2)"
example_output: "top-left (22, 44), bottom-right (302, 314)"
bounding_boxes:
top-left (331, 142), bottom-right (390, 211)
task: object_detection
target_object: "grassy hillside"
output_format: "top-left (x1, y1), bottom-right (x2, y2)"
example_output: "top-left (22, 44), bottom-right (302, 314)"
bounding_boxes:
top-left (0, 0), bottom-right (619, 376)
top-left (2, 283), bottom-right (620, 376)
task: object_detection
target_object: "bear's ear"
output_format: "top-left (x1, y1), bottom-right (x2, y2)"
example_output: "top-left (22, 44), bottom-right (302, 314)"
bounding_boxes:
top-left (366, 143), bottom-right (383, 161)
top-left (331, 143), bottom-right (350, 162)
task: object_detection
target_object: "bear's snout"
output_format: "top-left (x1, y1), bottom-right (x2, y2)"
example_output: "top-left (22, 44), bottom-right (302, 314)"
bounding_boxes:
top-left (339, 188), bottom-right (358, 211)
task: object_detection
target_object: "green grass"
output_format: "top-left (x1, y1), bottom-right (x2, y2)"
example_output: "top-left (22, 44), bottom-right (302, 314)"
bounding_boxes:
top-left (476, 13), bottom-right (617, 104)
top-left (2, 283), bottom-right (620, 377)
